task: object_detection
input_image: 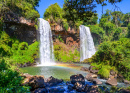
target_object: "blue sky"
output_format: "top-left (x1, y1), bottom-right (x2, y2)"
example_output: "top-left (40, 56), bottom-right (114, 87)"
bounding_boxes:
top-left (36, 0), bottom-right (130, 19)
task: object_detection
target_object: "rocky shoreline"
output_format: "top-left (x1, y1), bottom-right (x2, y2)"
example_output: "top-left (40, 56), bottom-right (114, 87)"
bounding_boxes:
top-left (80, 66), bottom-right (130, 86)
top-left (22, 73), bottom-right (130, 93)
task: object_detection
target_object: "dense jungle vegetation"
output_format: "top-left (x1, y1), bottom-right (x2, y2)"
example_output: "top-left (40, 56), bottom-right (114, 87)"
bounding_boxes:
top-left (44, 1), bottom-right (130, 80)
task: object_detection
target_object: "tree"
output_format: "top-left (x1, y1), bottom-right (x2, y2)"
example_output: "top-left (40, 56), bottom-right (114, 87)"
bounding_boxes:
top-left (0, 0), bottom-right (40, 20)
top-left (111, 11), bottom-right (123, 27)
top-left (122, 13), bottom-right (130, 27)
top-left (44, 3), bottom-right (63, 22)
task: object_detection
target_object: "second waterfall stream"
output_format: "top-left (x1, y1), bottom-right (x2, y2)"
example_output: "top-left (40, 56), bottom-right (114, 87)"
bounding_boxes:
top-left (80, 25), bottom-right (96, 62)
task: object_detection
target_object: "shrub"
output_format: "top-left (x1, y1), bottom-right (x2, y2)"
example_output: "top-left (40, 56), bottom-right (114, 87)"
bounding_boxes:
top-left (18, 42), bottom-right (28, 50)
top-left (0, 59), bottom-right (30, 93)
top-left (12, 41), bottom-right (39, 64)
top-left (113, 27), bottom-right (122, 40)
top-left (98, 66), bottom-right (110, 78)
top-left (54, 44), bottom-right (80, 62)
top-left (89, 38), bottom-right (130, 80)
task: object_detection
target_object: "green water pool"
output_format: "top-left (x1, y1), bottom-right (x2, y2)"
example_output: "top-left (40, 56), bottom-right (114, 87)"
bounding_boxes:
top-left (20, 63), bottom-right (89, 80)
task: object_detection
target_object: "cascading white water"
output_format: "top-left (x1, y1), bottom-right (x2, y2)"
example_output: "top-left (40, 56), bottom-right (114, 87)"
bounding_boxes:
top-left (38, 18), bottom-right (55, 66)
top-left (80, 25), bottom-right (96, 62)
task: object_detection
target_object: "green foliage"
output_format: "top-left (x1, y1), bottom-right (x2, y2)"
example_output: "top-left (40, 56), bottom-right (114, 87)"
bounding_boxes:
top-left (113, 27), bottom-right (122, 40)
top-left (0, 59), bottom-right (30, 93)
top-left (103, 22), bottom-right (116, 36)
top-left (98, 67), bottom-right (110, 78)
top-left (0, 0), bottom-right (40, 20)
top-left (122, 13), bottom-right (130, 27)
top-left (99, 18), bottom-right (108, 27)
top-left (0, 31), bottom-right (39, 65)
top-left (19, 42), bottom-right (28, 50)
top-left (89, 38), bottom-right (130, 80)
top-left (0, 17), bottom-right (4, 31)
top-left (44, 3), bottom-right (63, 21)
top-left (12, 41), bottom-right (39, 64)
top-left (127, 23), bottom-right (130, 38)
top-left (57, 35), bottom-right (64, 43)
top-left (54, 44), bottom-right (80, 62)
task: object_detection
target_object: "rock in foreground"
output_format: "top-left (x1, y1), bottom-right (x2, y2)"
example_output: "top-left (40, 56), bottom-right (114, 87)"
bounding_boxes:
top-left (106, 78), bottom-right (117, 86)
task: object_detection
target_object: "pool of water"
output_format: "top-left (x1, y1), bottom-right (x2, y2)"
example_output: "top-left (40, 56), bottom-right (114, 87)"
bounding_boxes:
top-left (20, 63), bottom-right (89, 80)
top-left (21, 63), bottom-right (130, 88)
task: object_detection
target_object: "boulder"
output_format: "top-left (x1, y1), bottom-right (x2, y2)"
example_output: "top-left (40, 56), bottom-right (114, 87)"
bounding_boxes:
top-left (84, 85), bottom-right (99, 93)
top-left (93, 78), bottom-right (102, 85)
top-left (22, 73), bottom-right (33, 78)
top-left (73, 82), bottom-right (85, 92)
top-left (106, 78), bottom-right (117, 86)
top-left (80, 67), bottom-right (89, 71)
top-left (86, 73), bottom-right (97, 81)
top-left (123, 79), bottom-right (130, 84)
top-left (46, 76), bottom-right (63, 86)
top-left (25, 75), bottom-right (45, 90)
top-left (70, 74), bottom-right (85, 84)
top-left (90, 70), bottom-right (99, 74)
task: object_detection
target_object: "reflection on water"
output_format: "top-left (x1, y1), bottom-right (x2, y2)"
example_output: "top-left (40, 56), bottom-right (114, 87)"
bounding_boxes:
top-left (21, 63), bottom-right (89, 80)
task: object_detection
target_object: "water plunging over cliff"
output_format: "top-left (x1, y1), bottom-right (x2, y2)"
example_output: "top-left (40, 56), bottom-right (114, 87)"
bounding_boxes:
top-left (80, 25), bottom-right (96, 62)
top-left (38, 18), bottom-right (55, 66)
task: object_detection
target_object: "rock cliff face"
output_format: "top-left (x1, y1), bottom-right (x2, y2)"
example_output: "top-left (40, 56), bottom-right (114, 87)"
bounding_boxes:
top-left (51, 22), bottom-right (80, 49)
top-left (4, 12), bottom-right (37, 44)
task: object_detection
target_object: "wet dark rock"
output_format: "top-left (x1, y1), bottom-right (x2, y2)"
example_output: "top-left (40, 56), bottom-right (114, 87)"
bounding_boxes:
top-left (89, 66), bottom-right (94, 71)
top-left (93, 78), bottom-right (102, 85)
top-left (70, 74), bottom-right (85, 84)
top-left (33, 88), bottom-right (48, 93)
top-left (46, 76), bottom-right (63, 86)
top-left (106, 78), bottom-right (117, 86)
top-left (84, 85), bottom-right (99, 93)
top-left (68, 84), bottom-right (74, 91)
top-left (123, 79), bottom-right (130, 84)
top-left (73, 82), bottom-right (85, 92)
top-left (49, 87), bottom-right (65, 93)
top-left (25, 75), bottom-right (45, 90)
top-left (80, 67), bottom-right (89, 71)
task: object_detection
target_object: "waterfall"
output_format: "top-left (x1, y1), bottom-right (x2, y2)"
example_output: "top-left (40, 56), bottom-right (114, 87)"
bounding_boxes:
top-left (80, 25), bottom-right (96, 62)
top-left (38, 18), bottom-right (55, 66)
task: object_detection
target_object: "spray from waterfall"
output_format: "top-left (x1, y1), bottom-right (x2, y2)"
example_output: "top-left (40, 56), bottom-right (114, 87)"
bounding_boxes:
top-left (38, 18), bottom-right (55, 66)
top-left (80, 25), bottom-right (96, 62)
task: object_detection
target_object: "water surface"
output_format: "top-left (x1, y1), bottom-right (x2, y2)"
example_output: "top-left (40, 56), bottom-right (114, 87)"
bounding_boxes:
top-left (21, 63), bottom-right (89, 80)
